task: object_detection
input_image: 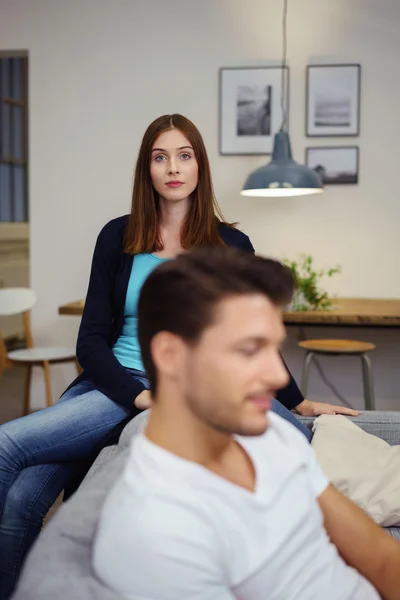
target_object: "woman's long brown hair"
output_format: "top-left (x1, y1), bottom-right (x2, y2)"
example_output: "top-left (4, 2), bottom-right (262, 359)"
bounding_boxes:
top-left (124, 114), bottom-right (233, 254)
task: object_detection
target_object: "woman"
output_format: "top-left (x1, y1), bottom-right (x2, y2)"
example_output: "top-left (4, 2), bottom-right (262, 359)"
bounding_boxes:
top-left (0, 114), bottom-right (357, 599)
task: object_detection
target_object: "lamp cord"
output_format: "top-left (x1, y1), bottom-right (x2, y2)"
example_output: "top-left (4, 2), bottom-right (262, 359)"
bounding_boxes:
top-left (279, 0), bottom-right (288, 131)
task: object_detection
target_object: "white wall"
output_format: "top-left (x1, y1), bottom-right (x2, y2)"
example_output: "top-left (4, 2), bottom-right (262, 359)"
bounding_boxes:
top-left (1, 0), bottom-right (399, 408)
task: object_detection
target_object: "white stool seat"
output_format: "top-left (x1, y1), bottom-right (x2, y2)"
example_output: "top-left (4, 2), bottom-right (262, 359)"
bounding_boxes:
top-left (0, 287), bottom-right (80, 414)
top-left (8, 346), bottom-right (76, 363)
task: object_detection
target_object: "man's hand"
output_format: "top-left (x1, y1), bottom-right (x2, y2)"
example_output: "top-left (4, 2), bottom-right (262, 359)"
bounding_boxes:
top-left (295, 399), bottom-right (360, 417)
top-left (134, 389), bottom-right (153, 410)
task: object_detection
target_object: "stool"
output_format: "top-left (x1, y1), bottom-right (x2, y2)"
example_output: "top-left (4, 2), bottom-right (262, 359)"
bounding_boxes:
top-left (298, 339), bottom-right (376, 410)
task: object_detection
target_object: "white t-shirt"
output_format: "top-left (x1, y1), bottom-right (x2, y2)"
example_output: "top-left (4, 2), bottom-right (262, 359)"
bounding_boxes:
top-left (93, 413), bottom-right (379, 600)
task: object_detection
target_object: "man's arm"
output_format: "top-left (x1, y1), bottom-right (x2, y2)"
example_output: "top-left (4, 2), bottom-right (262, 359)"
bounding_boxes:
top-left (319, 484), bottom-right (400, 600)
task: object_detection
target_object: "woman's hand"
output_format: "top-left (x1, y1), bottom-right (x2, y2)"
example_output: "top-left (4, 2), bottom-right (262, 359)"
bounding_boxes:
top-left (134, 389), bottom-right (153, 410)
top-left (295, 399), bottom-right (361, 417)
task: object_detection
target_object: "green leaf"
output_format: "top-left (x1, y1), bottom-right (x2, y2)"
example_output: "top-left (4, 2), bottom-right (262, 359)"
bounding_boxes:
top-left (285, 253), bottom-right (341, 311)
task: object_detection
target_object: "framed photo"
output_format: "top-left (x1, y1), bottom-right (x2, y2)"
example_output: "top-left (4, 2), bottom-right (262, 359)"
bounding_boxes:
top-left (219, 66), bottom-right (289, 155)
top-left (305, 146), bottom-right (359, 185)
top-left (306, 64), bottom-right (361, 137)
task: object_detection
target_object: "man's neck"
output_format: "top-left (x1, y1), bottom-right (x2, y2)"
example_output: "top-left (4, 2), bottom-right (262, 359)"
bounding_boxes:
top-left (144, 396), bottom-right (233, 468)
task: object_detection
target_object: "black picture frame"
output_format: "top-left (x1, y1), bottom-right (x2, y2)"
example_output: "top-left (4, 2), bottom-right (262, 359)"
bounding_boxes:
top-left (305, 146), bottom-right (360, 185)
top-left (219, 66), bottom-right (289, 155)
top-left (305, 64), bottom-right (361, 137)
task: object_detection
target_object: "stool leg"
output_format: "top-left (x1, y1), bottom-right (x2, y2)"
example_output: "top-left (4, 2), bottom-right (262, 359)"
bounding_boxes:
top-left (43, 360), bottom-right (53, 408)
top-left (301, 351), bottom-right (315, 397)
top-left (361, 353), bottom-right (375, 411)
top-left (23, 365), bottom-right (32, 416)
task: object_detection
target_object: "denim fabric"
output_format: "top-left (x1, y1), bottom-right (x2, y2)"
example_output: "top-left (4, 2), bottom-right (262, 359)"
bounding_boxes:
top-left (271, 398), bottom-right (313, 442)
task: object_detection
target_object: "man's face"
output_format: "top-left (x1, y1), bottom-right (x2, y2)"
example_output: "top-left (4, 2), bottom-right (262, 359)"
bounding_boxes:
top-left (179, 294), bottom-right (289, 437)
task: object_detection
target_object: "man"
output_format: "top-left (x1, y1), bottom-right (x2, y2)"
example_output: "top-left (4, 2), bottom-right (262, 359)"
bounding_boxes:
top-left (93, 247), bottom-right (399, 600)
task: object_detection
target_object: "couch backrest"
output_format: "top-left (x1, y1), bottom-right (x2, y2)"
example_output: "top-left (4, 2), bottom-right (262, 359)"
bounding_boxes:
top-left (297, 412), bottom-right (400, 446)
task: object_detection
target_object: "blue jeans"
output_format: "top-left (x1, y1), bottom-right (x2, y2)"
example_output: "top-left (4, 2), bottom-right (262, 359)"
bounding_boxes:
top-left (271, 399), bottom-right (313, 442)
top-left (0, 368), bottom-right (149, 600)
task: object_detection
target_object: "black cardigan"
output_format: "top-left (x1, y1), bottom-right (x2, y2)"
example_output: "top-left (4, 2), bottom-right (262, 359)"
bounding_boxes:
top-left (68, 215), bottom-right (303, 412)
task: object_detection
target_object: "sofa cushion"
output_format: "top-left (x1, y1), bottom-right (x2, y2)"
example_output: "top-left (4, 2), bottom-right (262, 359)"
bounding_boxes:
top-left (312, 415), bottom-right (400, 527)
top-left (387, 527), bottom-right (400, 541)
top-left (13, 449), bottom-right (130, 600)
top-left (298, 410), bottom-right (400, 446)
top-left (118, 409), bottom-right (149, 449)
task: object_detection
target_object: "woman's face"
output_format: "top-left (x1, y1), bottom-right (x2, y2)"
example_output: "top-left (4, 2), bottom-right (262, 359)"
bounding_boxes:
top-left (150, 128), bottom-right (198, 203)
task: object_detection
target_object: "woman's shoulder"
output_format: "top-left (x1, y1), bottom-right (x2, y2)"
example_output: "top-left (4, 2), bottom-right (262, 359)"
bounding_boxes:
top-left (96, 214), bottom-right (129, 245)
top-left (217, 222), bottom-right (255, 253)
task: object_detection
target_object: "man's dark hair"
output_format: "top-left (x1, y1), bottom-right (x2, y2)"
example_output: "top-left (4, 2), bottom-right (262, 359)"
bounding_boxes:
top-left (138, 246), bottom-right (294, 392)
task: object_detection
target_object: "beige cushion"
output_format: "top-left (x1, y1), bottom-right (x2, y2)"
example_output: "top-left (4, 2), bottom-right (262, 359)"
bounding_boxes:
top-left (312, 415), bottom-right (400, 526)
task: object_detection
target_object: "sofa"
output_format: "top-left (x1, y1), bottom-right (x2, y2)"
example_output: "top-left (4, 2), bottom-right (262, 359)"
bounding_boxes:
top-left (12, 410), bottom-right (400, 599)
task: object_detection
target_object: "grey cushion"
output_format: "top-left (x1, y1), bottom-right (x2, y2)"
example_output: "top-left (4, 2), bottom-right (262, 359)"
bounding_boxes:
top-left (12, 410), bottom-right (400, 599)
top-left (297, 410), bottom-right (400, 446)
top-left (13, 450), bottom-right (129, 600)
top-left (387, 527), bottom-right (400, 541)
top-left (118, 410), bottom-right (149, 450)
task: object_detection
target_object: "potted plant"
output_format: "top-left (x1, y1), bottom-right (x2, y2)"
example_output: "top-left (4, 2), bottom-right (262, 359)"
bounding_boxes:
top-left (284, 254), bottom-right (341, 311)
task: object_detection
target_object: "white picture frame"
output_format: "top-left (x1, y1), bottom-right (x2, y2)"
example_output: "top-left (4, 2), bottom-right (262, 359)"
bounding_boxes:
top-left (219, 66), bottom-right (289, 155)
top-left (306, 64), bottom-right (361, 137)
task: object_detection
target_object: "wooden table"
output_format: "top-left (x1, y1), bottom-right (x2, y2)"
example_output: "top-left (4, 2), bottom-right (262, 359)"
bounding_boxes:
top-left (58, 297), bottom-right (400, 327)
top-left (58, 300), bottom-right (84, 316)
top-left (283, 298), bottom-right (400, 328)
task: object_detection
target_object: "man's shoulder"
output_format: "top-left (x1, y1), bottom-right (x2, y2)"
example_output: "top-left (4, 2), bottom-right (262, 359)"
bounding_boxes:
top-left (95, 470), bottom-right (219, 569)
top-left (121, 435), bottom-right (219, 532)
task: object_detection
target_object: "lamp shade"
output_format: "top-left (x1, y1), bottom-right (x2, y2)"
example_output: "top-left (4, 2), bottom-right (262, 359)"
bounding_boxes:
top-left (241, 131), bottom-right (324, 197)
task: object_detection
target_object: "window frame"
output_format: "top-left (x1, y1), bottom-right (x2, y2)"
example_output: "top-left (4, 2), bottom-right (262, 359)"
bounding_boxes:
top-left (0, 50), bottom-right (29, 225)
